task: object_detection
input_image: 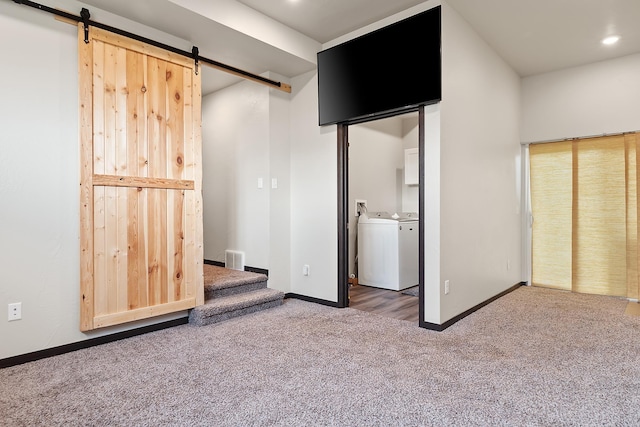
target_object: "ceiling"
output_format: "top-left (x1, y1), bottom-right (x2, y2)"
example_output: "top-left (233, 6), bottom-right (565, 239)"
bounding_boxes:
top-left (236, 0), bottom-right (640, 77)
top-left (445, 0), bottom-right (640, 77)
top-left (236, 0), bottom-right (427, 44)
top-left (80, 0), bottom-right (640, 93)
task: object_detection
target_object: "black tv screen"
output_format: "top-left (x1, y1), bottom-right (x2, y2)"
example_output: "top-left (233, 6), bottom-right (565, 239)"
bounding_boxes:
top-left (317, 6), bottom-right (441, 126)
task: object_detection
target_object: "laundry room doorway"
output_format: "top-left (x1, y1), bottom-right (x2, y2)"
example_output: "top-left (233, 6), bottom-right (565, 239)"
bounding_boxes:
top-left (337, 106), bottom-right (426, 324)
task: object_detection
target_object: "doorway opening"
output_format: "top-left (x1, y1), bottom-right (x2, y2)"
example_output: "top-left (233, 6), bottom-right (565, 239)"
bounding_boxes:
top-left (337, 106), bottom-right (426, 325)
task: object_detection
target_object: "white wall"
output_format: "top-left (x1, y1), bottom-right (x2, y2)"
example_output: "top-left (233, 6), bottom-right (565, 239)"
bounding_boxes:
top-left (267, 72), bottom-right (293, 294)
top-left (201, 72), bottom-right (291, 291)
top-left (0, 0), bottom-right (195, 360)
top-left (325, 1), bottom-right (441, 49)
top-left (202, 80), bottom-right (270, 269)
top-left (422, 104), bottom-right (442, 323)
top-left (436, 2), bottom-right (522, 323)
top-left (522, 53), bottom-right (640, 143)
top-left (289, 71), bottom-right (337, 301)
top-left (349, 119), bottom-right (405, 217)
top-left (348, 117), bottom-right (407, 277)
top-left (402, 116), bottom-right (420, 213)
top-left (170, 0), bottom-right (320, 65)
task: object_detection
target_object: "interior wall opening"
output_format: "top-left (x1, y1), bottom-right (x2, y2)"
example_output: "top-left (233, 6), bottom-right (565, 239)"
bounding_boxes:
top-left (200, 72), bottom-right (271, 275)
top-left (347, 111), bottom-right (421, 322)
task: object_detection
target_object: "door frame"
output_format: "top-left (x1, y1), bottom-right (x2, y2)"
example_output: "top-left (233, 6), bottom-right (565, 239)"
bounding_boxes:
top-left (337, 105), bottom-right (426, 325)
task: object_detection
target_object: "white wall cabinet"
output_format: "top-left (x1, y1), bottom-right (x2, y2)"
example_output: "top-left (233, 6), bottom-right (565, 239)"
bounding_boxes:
top-left (404, 148), bottom-right (419, 185)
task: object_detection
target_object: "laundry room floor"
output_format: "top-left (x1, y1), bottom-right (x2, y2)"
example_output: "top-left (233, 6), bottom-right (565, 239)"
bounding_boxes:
top-left (348, 284), bottom-right (419, 322)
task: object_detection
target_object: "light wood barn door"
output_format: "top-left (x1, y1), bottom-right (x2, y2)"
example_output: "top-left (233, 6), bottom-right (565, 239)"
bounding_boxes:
top-left (79, 25), bottom-right (204, 331)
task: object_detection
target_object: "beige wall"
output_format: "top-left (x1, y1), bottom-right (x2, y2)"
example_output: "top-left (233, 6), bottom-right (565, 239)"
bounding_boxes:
top-left (437, 2), bottom-right (523, 323)
top-left (0, 0), bottom-right (192, 360)
top-left (522, 52), bottom-right (640, 143)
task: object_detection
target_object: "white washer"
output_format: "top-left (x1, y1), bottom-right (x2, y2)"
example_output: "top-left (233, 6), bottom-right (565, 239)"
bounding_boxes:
top-left (357, 212), bottom-right (418, 291)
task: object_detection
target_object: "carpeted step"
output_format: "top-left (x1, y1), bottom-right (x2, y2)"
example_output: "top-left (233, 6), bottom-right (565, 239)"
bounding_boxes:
top-left (204, 267), bottom-right (268, 300)
top-left (204, 275), bottom-right (268, 300)
top-left (189, 288), bottom-right (285, 327)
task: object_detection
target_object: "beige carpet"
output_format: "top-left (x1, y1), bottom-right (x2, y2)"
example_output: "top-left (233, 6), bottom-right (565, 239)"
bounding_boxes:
top-left (203, 264), bottom-right (266, 287)
top-left (1, 286), bottom-right (639, 426)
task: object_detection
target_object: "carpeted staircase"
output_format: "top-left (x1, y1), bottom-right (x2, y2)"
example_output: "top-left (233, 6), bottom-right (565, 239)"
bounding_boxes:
top-left (188, 264), bottom-right (284, 326)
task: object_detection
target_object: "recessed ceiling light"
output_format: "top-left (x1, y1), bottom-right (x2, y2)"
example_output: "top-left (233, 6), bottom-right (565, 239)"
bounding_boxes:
top-left (602, 36), bottom-right (620, 45)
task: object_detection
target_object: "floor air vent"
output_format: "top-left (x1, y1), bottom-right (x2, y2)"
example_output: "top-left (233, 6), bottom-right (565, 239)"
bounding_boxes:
top-left (225, 250), bottom-right (245, 271)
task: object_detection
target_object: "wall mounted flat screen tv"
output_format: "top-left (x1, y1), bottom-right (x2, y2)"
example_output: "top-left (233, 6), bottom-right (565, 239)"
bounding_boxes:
top-left (317, 6), bottom-right (441, 126)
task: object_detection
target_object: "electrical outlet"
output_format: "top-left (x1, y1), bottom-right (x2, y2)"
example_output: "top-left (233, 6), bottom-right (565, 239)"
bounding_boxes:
top-left (507, 259), bottom-right (511, 270)
top-left (8, 303), bottom-right (22, 321)
top-left (355, 199), bottom-right (367, 217)
top-left (303, 265), bottom-right (310, 276)
top-left (444, 280), bottom-right (450, 295)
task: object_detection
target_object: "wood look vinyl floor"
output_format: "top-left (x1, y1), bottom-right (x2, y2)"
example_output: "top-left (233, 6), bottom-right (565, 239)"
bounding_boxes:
top-left (348, 284), bottom-right (419, 323)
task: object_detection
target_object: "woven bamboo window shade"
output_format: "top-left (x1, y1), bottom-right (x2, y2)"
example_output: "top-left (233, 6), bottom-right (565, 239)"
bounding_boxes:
top-left (530, 133), bottom-right (640, 299)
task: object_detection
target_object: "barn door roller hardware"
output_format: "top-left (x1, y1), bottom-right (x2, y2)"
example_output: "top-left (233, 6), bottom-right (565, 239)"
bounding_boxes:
top-left (192, 46), bottom-right (199, 75)
top-left (10, 0), bottom-right (292, 93)
top-left (80, 7), bottom-right (90, 43)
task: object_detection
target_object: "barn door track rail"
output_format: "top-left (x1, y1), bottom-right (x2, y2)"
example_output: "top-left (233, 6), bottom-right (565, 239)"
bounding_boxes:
top-left (10, 0), bottom-right (292, 93)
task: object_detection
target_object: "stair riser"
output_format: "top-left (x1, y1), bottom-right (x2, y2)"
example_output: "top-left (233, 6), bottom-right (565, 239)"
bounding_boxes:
top-left (188, 299), bottom-right (283, 327)
top-left (204, 280), bottom-right (267, 300)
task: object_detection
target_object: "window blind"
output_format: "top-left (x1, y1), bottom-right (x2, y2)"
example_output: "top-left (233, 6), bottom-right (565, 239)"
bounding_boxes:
top-left (530, 133), bottom-right (640, 298)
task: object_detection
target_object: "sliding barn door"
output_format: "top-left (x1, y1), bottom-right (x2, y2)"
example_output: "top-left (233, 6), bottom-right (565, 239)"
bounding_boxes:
top-left (79, 25), bottom-right (204, 331)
